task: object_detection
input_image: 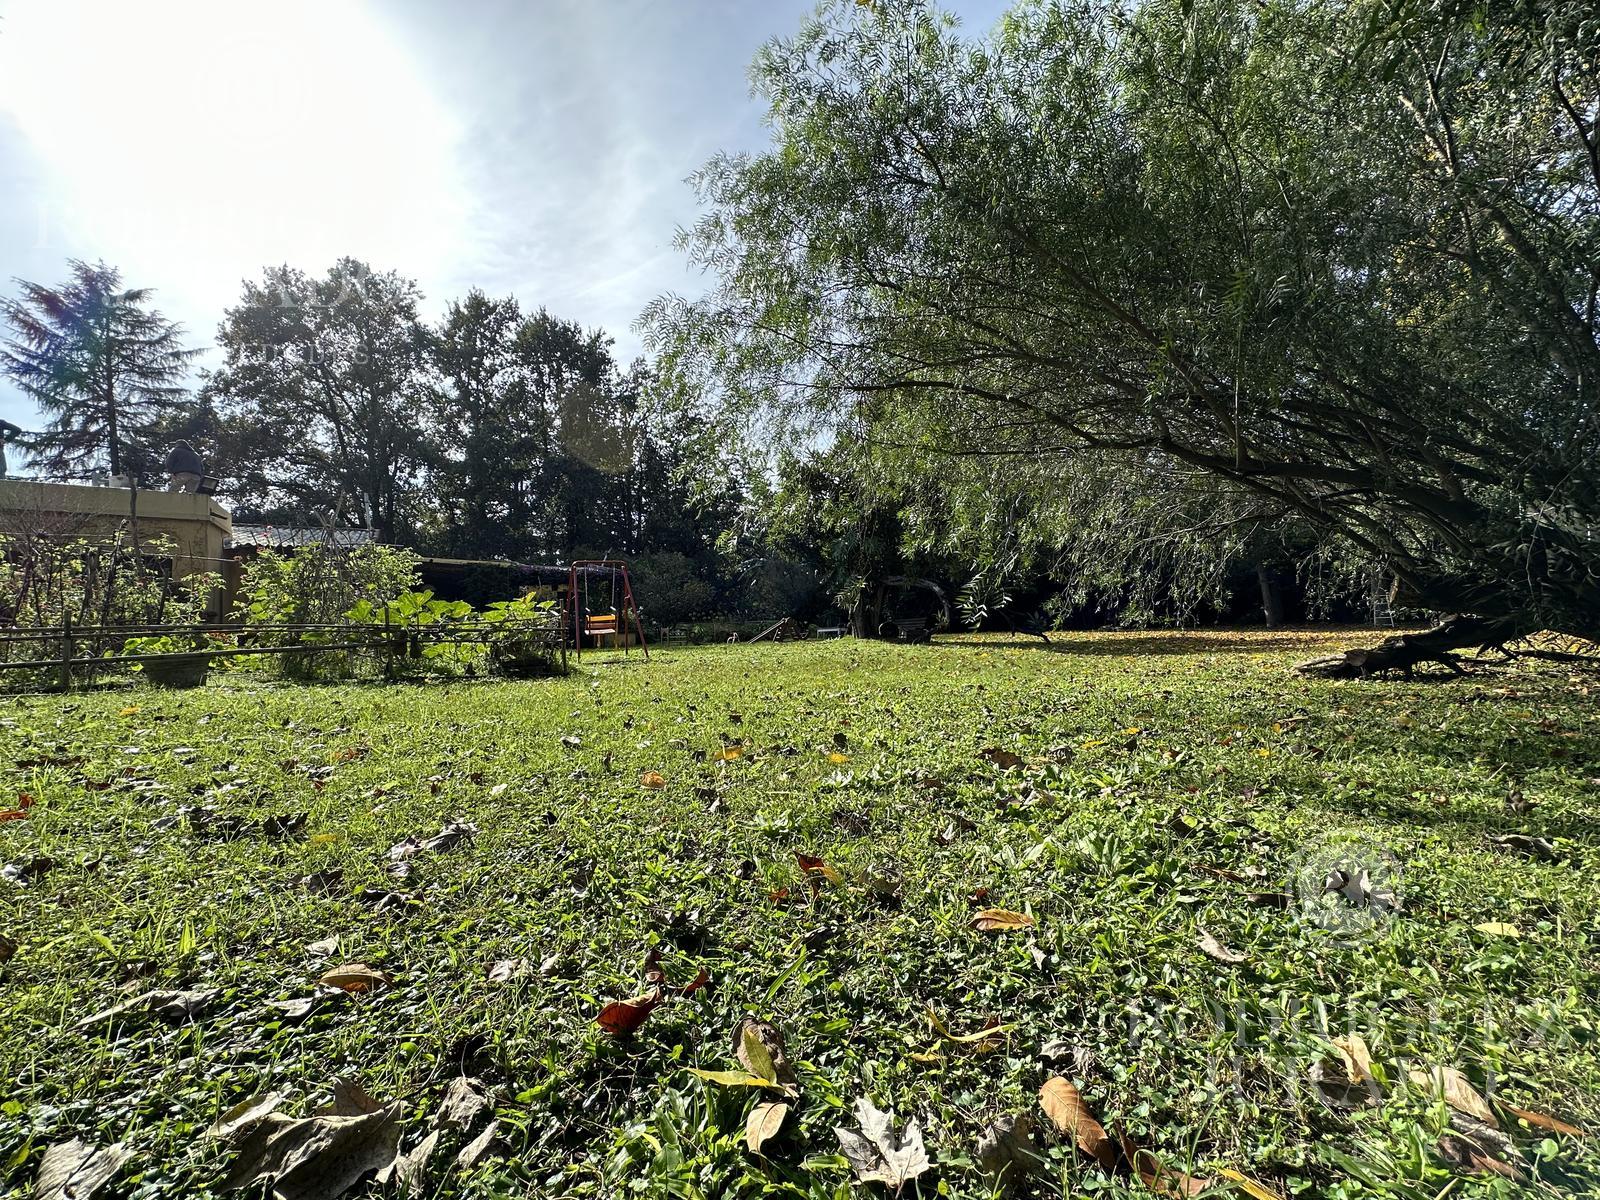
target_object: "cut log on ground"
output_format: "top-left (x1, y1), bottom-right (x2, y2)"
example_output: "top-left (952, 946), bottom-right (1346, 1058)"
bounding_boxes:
top-left (1294, 615), bottom-right (1524, 680)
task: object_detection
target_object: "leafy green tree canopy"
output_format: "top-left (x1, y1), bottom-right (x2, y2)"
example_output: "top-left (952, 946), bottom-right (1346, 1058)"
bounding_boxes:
top-left (0, 259), bottom-right (198, 479)
top-left (646, 0), bottom-right (1600, 638)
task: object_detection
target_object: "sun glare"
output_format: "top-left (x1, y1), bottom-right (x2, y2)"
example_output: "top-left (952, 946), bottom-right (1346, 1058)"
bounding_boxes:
top-left (0, 0), bottom-right (468, 307)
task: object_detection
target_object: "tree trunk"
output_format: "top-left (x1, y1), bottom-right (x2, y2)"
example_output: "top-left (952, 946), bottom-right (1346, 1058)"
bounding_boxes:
top-left (1256, 563), bottom-right (1283, 628)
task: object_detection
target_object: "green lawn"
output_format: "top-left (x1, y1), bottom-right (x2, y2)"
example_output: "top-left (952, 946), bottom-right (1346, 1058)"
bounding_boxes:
top-left (2, 631), bottom-right (1596, 1199)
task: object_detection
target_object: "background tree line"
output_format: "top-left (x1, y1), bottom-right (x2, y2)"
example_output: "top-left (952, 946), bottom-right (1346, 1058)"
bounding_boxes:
top-left (0, 257), bottom-right (818, 626)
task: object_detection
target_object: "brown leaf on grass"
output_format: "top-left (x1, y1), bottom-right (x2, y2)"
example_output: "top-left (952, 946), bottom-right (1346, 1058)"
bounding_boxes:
top-left (421, 820), bottom-right (478, 854)
top-left (1197, 928), bottom-right (1246, 964)
top-left (434, 1077), bottom-right (490, 1131)
top-left (0, 931), bottom-right (16, 963)
top-left (971, 908), bottom-right (1034, 932)
top-left (456, 1120), bottom-right (499, 1168)
top-left (379, 1129), bottom-right (439, 1196)
top-left (980, 747), bottom-right (1024, 770)
top-left (324, 1078), bottom-right (384, 1117)
top-left (1330, 1034), bottom-right (1374, 1085)
top-left (35, 1138), bottom-right (130, 1200)
top-left (975, 1112), bottom-right (1040, 1184)
top-left (680, 967), bottom-right (711, 996)
top-left (305, 937), bottom-right (340, 958)
top-left (1501, 1102), bottom-right (1584, 1137)
top-left (1038, 1077), bottom-right (1116, 1172)
top-left (1120, 1136), bottom-right (1211, 1198)
top-left (596, 988), bottom-right (663, 1036)
top-left (835, 1097), bottom-right (931, 1193)
top-left (486, 958), bottom-right (532, 984)
top-left (735, 1018), bottom-right (800, 1095)
top-left (640, 771), bottom-right (667, 789)
top-left (215, 1093), bottom-right (403, 1200)
top-left (1308, 1033), bottom-right (1379, 1110)
top-left (1436, 1134), bottom-right (1524, 1180)
top-left (73, 988), bottom-right (220, 1031)
top-left (746, 1100), bottom-right (790, 1154)
top-left (267, 987), bottom-right (349, 1021)
top-left (317, 964), bottom-right (390, 995)
top-left (0, 793), bottom-right (35, 822)
top-left (795, 852), bottom-right (843, 884)
top-left (1489, 833), bottom-right (1556, 861)
top-left (1408, 1066), bottom-right (1496, 1126)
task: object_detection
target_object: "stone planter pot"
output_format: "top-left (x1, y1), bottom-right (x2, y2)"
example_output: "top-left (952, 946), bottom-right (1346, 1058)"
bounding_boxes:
top-left (141, 652), bottom-right (212, 688)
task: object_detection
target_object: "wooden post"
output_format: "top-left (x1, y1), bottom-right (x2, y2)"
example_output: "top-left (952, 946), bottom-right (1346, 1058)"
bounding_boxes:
top-left (383, 607), bottom-right (395, 680)
top-left (58, 614), bottom-right (72, 694)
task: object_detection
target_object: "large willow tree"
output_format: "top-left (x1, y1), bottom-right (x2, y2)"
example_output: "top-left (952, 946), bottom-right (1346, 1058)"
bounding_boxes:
top-left (646, 0), bottom-right (1600, 645)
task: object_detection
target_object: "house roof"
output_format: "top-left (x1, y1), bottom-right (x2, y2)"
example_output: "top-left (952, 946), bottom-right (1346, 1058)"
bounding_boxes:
top-left (227, 525), bottom-right (378, 550)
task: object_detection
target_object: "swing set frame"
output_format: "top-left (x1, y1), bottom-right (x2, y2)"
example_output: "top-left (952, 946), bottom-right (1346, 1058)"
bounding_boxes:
top-left (567, 559), bottom-right (649, 660)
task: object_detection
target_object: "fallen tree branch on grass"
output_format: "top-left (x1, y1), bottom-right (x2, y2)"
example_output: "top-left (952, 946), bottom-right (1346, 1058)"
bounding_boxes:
top-left (1294, 615), bottom-right (1526, 680)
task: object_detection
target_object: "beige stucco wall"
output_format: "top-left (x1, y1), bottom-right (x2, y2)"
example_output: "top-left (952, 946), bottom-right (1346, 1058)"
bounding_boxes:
top-left (0, 479), bottom-right (232, 614)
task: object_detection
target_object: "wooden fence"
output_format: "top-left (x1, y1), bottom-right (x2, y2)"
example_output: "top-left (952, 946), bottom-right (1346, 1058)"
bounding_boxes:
top-left (0, 612), bottom-right (567, 691)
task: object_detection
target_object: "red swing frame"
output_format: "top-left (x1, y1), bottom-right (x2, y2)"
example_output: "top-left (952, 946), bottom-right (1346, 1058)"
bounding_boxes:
top-left (568, 560), bottom-right (650, 660)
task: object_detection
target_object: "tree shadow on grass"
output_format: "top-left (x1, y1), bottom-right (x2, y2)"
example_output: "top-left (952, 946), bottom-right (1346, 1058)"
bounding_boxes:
top-left (934, 630), bottom-right (1366, 657)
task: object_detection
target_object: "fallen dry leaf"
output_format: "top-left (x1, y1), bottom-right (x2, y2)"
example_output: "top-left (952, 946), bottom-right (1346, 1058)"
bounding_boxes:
top-left (379, 1129), bottom-right (439, 1196)
top-left (975, 1112), bottom-right (1040, 1184)
top-left (1198, 928), bottom-right (1246, 964)
top-left (971, 908), bottom-right (1034, 932)
top-left (1436, 1133), bottom-right (1524, 1180)
top-left (835, 1097), bottom-right (931, 1193)
top-left (306, 937), bottom-right (340, 958)
top-left (640, 771), bottom-right (667, 789)
top-left (735, 1019), bottom-right (799, 1095)
top-left (421, 820), bottom-right (477, 854)
top-left (746, 1100), bottom-right (789, 1154)
top-left (434, 1077), bottom-right (491, 1131)
top-left (1330, 1034), bottom-right (1374, 1085)
top-left (73, 987), bottom-right (220, 1031)
top-left (1501, 1102), bottom-right (1584, 1137)
top-left (1310, 1037), bottom-right (1380, 1110)
top-left (216, 1094), bottom-right (403, 1200)
top-left (487, 958), bottom-right (532, 984)
top-left (35, 1138), bottom-right (130, 1200)
top-left (1409, 1066), bottom-right (1496, 1126)
top-left (456, 1120), bottom-right (499, 1168)
top-left (596, 988), bottom-right (663, 1036)
top-left (1038, 1076), bottom-right (1116, 1171)
top-left (0, 932), bottom-right (15, 963)
top-left (980, 747), bottom-right (1024, 770)
top-left (317, 964), bottom-right (390, 995)
top-left (795, 851), bottom-right (843, 884)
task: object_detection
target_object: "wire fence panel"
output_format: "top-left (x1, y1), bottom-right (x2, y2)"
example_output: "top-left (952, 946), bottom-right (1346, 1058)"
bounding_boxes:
top-left (0, 613), bottom-right (567, 691)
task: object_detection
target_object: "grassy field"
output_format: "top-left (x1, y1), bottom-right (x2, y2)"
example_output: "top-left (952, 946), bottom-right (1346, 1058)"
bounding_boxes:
top-left (2, 630), bottom-right (1596, 1199)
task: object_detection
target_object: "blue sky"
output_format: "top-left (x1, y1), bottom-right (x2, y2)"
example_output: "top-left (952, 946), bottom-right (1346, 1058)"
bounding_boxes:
top-left (0, 0), bottom-right (1008, 435)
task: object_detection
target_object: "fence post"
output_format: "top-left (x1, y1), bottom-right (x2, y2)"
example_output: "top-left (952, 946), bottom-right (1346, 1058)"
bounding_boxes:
top-left (383, 608), bottom-right (395, 680)
top-left (58, 614), bottom-right (72, 694)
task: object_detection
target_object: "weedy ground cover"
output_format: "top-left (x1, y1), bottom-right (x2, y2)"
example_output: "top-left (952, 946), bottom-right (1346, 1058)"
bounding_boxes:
top-left (2, 629), bottom-right (1595, 1198)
